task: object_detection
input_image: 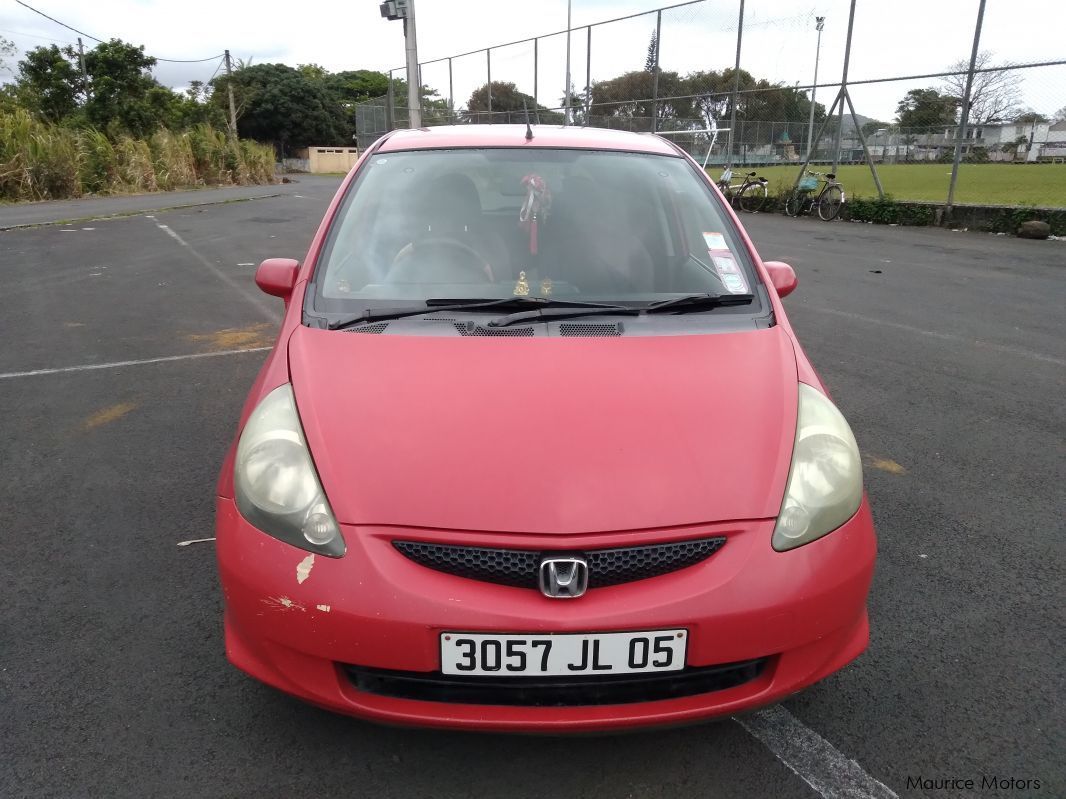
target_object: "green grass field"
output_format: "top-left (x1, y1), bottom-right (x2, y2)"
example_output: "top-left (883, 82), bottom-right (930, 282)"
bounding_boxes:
top-left (714, 163), bottom-right (1066, 207)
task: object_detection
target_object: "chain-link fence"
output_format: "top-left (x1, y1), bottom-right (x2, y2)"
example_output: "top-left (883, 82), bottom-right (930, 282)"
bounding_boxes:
top-left (357, 0), bottom-right (1066, 209)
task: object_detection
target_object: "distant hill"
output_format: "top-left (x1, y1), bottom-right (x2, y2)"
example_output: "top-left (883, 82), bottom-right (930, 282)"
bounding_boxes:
top-left (841, 111), bottom-right (885, 132)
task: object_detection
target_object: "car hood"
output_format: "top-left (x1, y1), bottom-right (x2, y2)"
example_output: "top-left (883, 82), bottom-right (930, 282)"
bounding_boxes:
top-left (289, 326), bottom-right (798, 533)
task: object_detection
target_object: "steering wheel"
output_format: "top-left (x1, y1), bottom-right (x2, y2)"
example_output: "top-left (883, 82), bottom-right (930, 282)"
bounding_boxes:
top-left (387, 237), bottom-right (494, 284)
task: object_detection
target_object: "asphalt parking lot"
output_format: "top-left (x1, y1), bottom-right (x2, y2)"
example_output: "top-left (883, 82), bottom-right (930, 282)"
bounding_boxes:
top-left (2, 176), bottom-right (1063, 798)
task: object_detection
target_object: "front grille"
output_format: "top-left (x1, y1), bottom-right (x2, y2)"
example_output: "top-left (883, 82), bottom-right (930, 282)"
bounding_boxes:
top-left (344, 658), bottom-right (767, 706)
top-left (393, 538), bottom-right (725, 591)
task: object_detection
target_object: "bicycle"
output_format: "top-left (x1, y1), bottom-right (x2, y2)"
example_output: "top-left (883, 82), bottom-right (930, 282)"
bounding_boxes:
top-left (716, 168), bottom-right (769, 213)
top-left (784, 170), bottom-right (845, 221)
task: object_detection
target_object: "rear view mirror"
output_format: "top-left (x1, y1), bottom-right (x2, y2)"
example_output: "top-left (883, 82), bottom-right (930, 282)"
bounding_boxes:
top-left (255, 258), bottom-right (299, 299)
top-left (763, 261), bottom-right (797, 298)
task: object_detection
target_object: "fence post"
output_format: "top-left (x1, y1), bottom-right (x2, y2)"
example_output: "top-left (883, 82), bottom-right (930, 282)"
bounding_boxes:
top-left (727, 0), bottom-right (745, 167)
top-left (651, 10), bottom-right (662, 132)
top-left (386, 69), bottom-right (395, 130)
top-left (832, 0), bottom-right (854, 172)
top-left (448, 57), bottom-right (454, 118)
top-left (947, 0), bottom-right (987, 213)
top-left (564, 0), bottom-right (572, 125)
top-left (533, 38), bottom-right (539, 107)
top-left (585, 26), bottom-right (592, 124)
top-left (487, 49), bottom-right (492, 116)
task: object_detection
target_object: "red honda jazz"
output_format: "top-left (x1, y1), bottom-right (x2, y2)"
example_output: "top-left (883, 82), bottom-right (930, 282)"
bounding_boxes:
top-left (215, 125), bottom-right (877, 732)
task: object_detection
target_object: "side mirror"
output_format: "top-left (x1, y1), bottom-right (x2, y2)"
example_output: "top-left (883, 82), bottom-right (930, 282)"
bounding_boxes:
top-left (763, 261), bottom-right (797, 298)
top-left (255, 258), bottom-right (299, 299)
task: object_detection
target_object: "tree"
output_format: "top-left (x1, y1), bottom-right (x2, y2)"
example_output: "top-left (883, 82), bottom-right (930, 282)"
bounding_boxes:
top-left (467, 81), bottom-right (533, 113)
top-left (861, 120), bottom-right (890, 137)
top-left (465, 81), bottom-right (561, 123)
top-left (321, 69), bottom-right (391, 139)
top-left (940, 52), bottom-right (1021, 124)
top-left (895, 88), bottom-right (957, 132)
top-left (211, 63), bottom-right (346, 154)
top-left (1000, 134), bottom-right (1029, 157)
top-left (1013, 110), bottom-right (1047, 124)
top-left (1054, 106), bottom-right (1066, 123)
top-left (83, 39), bottom-right (171, 136)
top-left (645, 31), bottom-right (658, 73)
top-left (325, 69), bottom-right (390, 103)
top-left (559, 83), bottom-right (586, 124)
top-left (12, 45), bottom-right (82, 123)
top-left (589, 70), bottom-right (695, 126)
top-left (685, 69), bottom-right (824, 142)
top-left (1, 36), bottom-right (17, 75)
top-left (297, 63), bottom-right (329, 82)
top-left (388, 77), bottom-right (452, 126)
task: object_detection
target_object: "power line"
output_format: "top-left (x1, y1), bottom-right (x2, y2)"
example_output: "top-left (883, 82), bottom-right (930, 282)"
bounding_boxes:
top-left (206, 55), bottom-right (226, 84)
top-left (13, 0), bottom-right (224, 63)
top-left (153, 53), bottom-right (227, 64)
top-left (0, 26), bottom-right (78, 46)
top-left (13, 0), bottom-right (100, 42)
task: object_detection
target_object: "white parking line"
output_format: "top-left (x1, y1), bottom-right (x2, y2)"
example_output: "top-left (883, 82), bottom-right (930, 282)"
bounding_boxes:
top-left (806, 306), bottom-right (1064, 367)
top-left (154, 222), bottom-right (278, 321)
top-left (0, 348), bottom-right (271, 381)
top-left (736, 706), bottom-right (898, 799)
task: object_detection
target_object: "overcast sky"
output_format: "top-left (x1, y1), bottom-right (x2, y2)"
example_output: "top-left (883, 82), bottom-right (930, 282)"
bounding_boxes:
top-left (1, 0), bottom-right (1063, 121)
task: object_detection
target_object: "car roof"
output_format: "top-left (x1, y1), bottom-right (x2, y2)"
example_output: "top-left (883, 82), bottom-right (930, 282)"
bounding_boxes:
top-left (376, 124), bottom-right (682, 157)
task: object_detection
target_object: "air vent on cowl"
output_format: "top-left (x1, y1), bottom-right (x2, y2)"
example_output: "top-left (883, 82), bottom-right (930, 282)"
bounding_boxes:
top-left (454, 322), bottom-right (535, 337)
top-left (344, 322), bottom-right (390, 334)
top-left (559, 322), bottom-right (624, 337)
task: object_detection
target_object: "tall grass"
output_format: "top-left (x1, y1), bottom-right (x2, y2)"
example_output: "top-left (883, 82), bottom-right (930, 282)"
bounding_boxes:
top-left (0, 109), bottom-right (276, 202)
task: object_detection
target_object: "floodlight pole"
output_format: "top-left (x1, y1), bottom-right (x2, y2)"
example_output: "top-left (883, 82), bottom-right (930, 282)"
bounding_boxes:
top-left (805, 17), bottom-right (824, 160)
top-left (403, 0), bottom-right (421, 128)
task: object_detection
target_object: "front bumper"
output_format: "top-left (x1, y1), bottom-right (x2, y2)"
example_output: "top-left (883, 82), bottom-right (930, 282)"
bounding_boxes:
top-left (215, 497), bottom-right (876, 731)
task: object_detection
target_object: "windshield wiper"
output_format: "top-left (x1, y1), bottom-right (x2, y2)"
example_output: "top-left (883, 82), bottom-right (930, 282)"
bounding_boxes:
top-left (487, 303), bottom-right (637, 327)
top-left (643, 292), bottom-right (754, 313)
top-left (487, 292), bottom-right (754, 327)
top-left (328, 297), bottom-right (631, 331)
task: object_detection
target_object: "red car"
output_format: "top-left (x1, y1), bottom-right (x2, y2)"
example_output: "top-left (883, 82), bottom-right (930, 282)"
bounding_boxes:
top-left (216, 125), bottom-right (876, 732)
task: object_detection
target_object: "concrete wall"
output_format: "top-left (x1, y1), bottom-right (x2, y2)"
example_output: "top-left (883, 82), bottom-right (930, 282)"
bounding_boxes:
top-left (308, 147), bottom-right (360, 174)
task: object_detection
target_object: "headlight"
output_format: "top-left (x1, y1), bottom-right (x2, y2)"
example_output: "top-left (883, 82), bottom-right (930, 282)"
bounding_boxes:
top-left (772, 383), bottom-right (863, 551)
top-left (234, 384), bottom-right (345, 557)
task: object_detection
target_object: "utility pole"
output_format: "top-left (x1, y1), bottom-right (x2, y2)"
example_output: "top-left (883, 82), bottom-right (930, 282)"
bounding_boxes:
top-left (224, 50), bottom-right (237, 140)
top-left (805, 17), bottom-right (824, 160)
top-left (381, 0), bottom-right (421, 128)
top-left (76, 37), bottom-right (89, 99)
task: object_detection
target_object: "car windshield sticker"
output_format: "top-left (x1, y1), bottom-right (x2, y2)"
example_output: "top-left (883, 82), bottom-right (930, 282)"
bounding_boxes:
top-left (702, 232), bottom-right (727, 250)
top-left (721, 273), bottom-right (749, 294)
top-left (712, 255), bottom-right (741, 276)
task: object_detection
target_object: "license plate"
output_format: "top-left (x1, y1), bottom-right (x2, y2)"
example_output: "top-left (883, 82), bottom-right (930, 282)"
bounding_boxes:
top-left (440, 630), bottom-right (687, 676)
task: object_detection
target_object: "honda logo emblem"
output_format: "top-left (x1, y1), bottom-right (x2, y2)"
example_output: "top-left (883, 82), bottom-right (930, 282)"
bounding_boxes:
top-left (539, 556), bottom-right (589, 599)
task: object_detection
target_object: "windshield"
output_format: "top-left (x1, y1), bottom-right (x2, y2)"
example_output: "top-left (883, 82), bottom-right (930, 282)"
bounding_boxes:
top-left (310, 147), bottom-right (760, 315)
